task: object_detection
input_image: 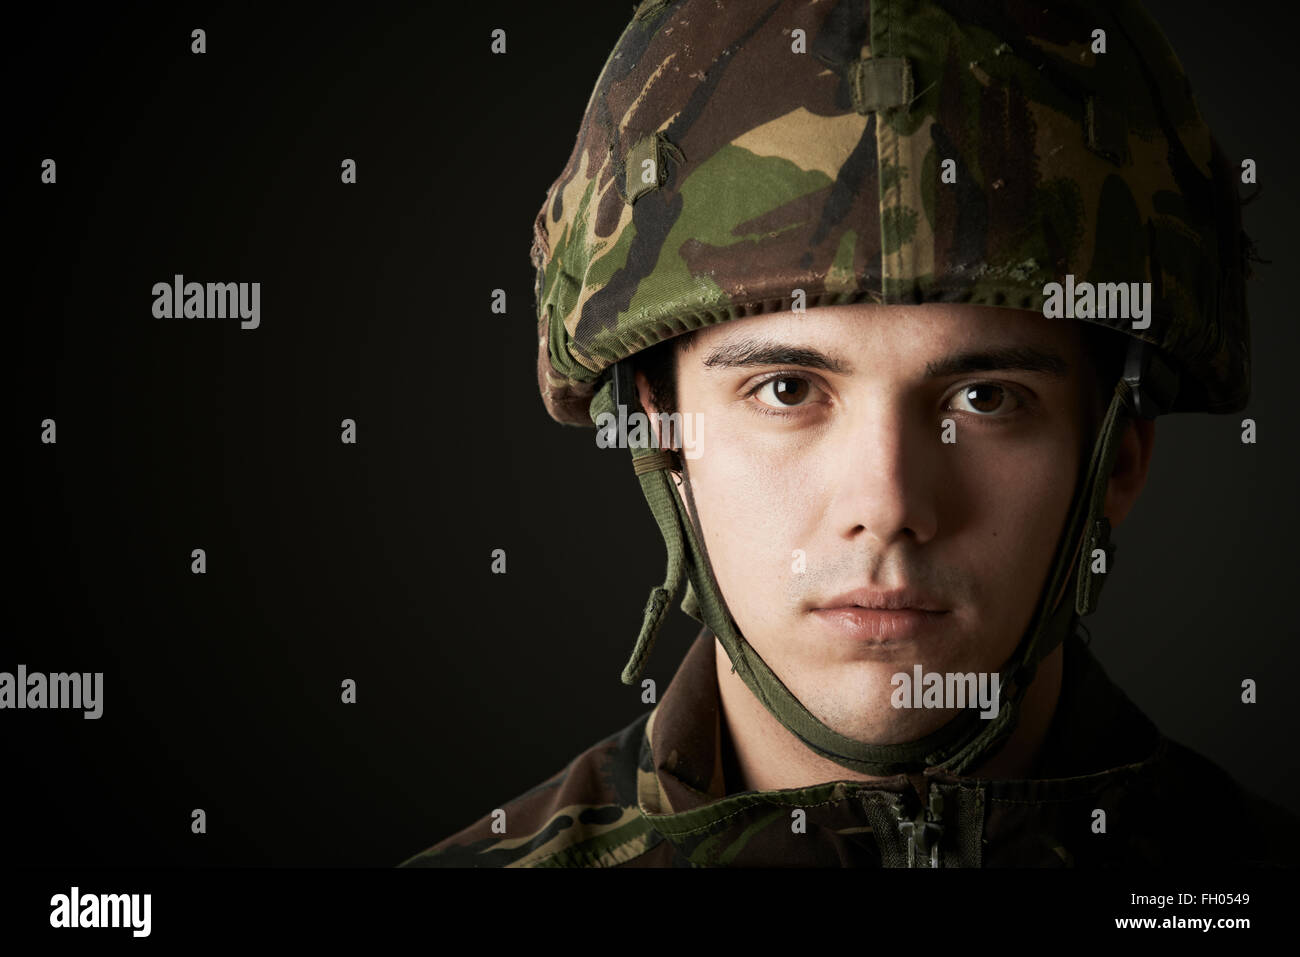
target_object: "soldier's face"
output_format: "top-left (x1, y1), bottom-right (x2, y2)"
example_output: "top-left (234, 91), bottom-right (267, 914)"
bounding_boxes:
top-left (665, 304), bottom-right (1096, 745)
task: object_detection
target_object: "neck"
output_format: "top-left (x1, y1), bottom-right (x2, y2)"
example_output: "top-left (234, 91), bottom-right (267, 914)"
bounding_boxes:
top-left (715, 638), bottom-right (1065, 792)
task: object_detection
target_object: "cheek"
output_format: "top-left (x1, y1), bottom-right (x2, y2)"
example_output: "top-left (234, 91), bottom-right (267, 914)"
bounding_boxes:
top-left (951, 430), bottom-right (1080, 609)
top-left (684, 423), bottom-right (816, 610)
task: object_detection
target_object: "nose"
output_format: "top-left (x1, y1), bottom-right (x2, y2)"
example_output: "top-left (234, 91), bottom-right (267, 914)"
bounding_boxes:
top-left (831, 399), bottom-right (940, 548)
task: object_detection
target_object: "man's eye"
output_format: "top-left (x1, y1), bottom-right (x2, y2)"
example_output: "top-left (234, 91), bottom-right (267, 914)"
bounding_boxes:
top-left (949, 382), bottom-right (1020, 416)
top-left (752, 375), bottom-right (819, 409)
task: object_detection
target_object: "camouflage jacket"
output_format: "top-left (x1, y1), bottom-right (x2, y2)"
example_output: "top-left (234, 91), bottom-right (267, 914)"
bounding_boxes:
top-left (401, 630), bottom-right (1299, 867)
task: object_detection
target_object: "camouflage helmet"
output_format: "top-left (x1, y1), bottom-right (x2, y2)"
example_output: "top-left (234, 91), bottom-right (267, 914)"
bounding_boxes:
top-left (530, 0), bottom-right (1252, 777)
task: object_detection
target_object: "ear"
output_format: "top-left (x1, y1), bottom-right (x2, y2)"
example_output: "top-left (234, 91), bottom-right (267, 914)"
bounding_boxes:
top-left (1104, 417), bottom-right (1155, 528)
top-left (633, 368), bottom-right (688, 498)
top-left (633, 368), bottom-right (674, 455)
top-left (634, 369), bottom-right (657, 415)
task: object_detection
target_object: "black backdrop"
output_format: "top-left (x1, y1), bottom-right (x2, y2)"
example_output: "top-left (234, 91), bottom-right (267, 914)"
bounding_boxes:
top-left (7, 0), bottom-right (1298, 868)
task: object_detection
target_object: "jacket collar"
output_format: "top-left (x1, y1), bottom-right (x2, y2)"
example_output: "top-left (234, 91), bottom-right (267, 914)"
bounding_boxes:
top-left (636, 627), bottom-right (1166, 866)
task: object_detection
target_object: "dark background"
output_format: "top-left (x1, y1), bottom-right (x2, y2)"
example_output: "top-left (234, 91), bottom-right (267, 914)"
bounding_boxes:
top-left (6, 1), bottom-right (1297, 867)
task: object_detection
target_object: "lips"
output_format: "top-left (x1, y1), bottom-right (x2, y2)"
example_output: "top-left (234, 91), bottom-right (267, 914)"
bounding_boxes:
top-left (813, 587), bottom-right (948, 614)
top-left (810, 605), bottom-right (949, 646)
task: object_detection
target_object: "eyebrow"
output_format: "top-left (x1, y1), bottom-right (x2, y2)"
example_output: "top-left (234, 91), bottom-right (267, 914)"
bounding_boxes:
top-left (700, 337), bottom-right (1069, 379)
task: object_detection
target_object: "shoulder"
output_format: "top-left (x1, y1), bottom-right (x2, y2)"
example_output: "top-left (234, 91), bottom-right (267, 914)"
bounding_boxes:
top-left (399, 710), bottom-right (673, 868)
top-left (1043, 638), bottom-right (1300, 866)
top-left (1132, 735), bottom-right (1300, 867)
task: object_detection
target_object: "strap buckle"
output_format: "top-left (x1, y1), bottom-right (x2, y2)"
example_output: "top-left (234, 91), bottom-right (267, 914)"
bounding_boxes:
top-left (611, 360), bottom-right (636, 445)
top-left (1122, 339), bottom-right (1178, 418)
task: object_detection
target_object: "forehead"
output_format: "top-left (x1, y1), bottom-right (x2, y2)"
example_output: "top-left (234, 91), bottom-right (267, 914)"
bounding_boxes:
top-left (683, 303), bottom-right (1087, 371)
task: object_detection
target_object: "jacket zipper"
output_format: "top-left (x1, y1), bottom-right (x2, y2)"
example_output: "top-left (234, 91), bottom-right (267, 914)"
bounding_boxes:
top-left (894, 785), bottom-right (945, 868)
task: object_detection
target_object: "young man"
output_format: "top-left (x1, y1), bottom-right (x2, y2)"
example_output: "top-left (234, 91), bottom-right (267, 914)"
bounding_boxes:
top-left (632, 303), bottom-right (1146, 793)
top-left (402, 0), bottom-right (1296, 866)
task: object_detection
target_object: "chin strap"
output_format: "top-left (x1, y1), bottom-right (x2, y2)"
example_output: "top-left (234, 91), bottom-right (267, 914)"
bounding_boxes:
top-left (597, 350), bottom-right (1145, 777)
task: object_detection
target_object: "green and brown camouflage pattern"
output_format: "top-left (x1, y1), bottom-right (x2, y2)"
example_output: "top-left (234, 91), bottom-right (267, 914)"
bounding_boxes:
top-left (401, 628), bottom-right (1300, 867)
top-left (533, 0), bottom-right (1251, 426)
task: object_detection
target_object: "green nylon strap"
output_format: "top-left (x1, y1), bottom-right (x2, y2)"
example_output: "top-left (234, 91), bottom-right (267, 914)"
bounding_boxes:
top-left (597, 371), bottom-right (1136, 776)
top-left (1084, 95), bottom-right (1130, 166)
top-left (589, 382), bottom-right (686, 686)
top-left (624, 132), bottom-right (686, 205)
top-left (849, 56), bottom-right (912, 114)
top-left (633, 449), bottom-right (679, 475)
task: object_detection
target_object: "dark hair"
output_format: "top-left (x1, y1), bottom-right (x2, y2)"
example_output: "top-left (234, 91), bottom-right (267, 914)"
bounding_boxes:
top-left (632, 321), bottom-right (1130, 425)
top-left (632, 332), bottom-right (692, 418)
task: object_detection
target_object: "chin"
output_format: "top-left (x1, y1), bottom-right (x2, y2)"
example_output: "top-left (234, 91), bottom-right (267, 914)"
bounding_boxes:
top-left (815, 702), bottom-right (953, 748)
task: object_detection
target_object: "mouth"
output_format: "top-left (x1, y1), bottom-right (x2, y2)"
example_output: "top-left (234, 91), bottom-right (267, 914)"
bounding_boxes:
top-left (809, 607), bottom-right (949, 643)
top-left (809, 589), bottom-right (950, 643)
top-left (813, 588), bottom-right (949, 614)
